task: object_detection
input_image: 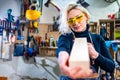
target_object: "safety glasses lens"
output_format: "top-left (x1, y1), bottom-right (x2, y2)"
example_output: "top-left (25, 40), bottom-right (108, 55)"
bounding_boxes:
top-left (68, 14), bottom-right (84, 26)
top-left (76, 15), bottom-right (83, 22)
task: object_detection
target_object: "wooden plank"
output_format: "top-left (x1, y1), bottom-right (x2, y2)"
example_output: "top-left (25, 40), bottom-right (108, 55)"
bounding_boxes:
top-left (69, 38), bottom-right (90, 71)
top-left (0, 76), bottom-right (7, 80)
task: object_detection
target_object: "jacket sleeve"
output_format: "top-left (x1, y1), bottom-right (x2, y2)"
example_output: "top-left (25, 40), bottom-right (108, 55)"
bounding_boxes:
top-left (56, 34), bottom-right (72, 58)
top-left (95, 35), bottom-right (115, 73)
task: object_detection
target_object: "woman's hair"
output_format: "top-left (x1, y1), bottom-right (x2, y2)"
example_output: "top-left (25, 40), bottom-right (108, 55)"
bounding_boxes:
top-left (58, 2), bottom-right (91, 34)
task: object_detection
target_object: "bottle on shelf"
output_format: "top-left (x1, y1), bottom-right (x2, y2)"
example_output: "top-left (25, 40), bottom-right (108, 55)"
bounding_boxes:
top-left (49, 35), bottom-right (55, 47)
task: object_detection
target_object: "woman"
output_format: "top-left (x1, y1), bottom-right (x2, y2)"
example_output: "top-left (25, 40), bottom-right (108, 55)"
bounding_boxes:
top-left (56, 2), bottom-right (115, 80)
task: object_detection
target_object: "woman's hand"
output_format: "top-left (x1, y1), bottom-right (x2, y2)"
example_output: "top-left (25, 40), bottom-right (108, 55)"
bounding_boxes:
top-left (68, 66), bottom-right (93, 79)
top-left (87, 43), bottom-right (99, 59)
top-left (58, 51), bottom-right (93, 79)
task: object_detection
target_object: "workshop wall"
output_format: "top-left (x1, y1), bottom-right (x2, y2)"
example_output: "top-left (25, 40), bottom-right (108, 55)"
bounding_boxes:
top-left (0, 0), bottom-right (119, 23)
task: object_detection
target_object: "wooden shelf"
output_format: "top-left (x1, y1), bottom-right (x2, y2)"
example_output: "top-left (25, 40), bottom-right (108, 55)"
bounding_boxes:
top-left (39, 47), bottom-right (57, 57)
top-left (89, 22), bottom-right (98, 33)
top-left (99, 19), bottom-right (114, 40)
top-left (40, 47), bottom-right (57, 49)
top-left (99, 19), bottom-right (114, 22)
top-left (115, 24), bottom-right (120, 26)
top-left (98, 19), bottom-right (120, 40)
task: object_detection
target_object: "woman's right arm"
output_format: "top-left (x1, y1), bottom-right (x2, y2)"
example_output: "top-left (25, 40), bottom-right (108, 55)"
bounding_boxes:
top-left (58, 51), bottom-right (70, 75)
top-left (56, 35), bottom-right (93, 79)
top-left (56, 34), bottom-right (71, 75)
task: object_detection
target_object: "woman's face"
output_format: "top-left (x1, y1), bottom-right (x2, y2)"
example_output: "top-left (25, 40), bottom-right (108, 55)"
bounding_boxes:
top-left (67, 9), bottom-right (87, 32)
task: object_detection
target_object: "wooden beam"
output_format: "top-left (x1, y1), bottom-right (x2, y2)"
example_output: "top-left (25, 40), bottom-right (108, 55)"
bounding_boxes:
top-left (69, 38), bottom-right (90, 71)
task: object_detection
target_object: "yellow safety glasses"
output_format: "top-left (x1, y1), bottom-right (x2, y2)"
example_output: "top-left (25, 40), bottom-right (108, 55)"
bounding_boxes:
top-left (67, 14), bottom-right (84, 26)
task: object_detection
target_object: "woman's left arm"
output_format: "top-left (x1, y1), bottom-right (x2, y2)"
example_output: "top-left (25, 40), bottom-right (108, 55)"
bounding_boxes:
top-left (95, 36), bottom-right (115, 73)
